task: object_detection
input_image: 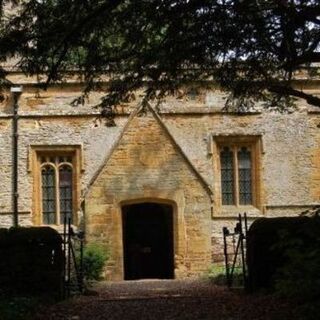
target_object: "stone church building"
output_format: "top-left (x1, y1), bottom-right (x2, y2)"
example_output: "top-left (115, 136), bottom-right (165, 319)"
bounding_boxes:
top-left (0, 70), bottom-right (320, 280)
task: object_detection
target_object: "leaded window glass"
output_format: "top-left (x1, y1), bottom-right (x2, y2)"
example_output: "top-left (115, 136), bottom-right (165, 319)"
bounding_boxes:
top-left (219, 144), bottom-right (254, 206)
top-left (59, 165), bottom-right (73, 224)
top-left (40, 156), bottom-right (74, 225)
top-left (238, 147), bottom-right (252, 205)
top-left (42, 166), bottom-right (56, 224)
top-left (220, 147), bottom-right (234, 205)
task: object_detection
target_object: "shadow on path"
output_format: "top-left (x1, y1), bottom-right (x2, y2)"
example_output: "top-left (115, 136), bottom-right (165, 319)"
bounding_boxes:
top-left (34, 279), bottom-right (294, 320)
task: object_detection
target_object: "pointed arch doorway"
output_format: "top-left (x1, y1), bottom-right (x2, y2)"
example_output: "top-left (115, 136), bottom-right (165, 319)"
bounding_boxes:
top-left (122, 202), bottom-right (174, 280)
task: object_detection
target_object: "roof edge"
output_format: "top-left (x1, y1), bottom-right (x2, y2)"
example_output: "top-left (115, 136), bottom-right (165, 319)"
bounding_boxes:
top-left (147, 104), bottom-right (213, 198)
top-left (82, 105), bottom-right (142, 199)
top-left (82, 103), bottom-right (213, 202)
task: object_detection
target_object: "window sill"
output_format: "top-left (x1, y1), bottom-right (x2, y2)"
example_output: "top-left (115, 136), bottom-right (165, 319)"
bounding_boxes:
top-left (38, 223), bottom-right (79, 232)
top-left (212, 205), bottom-right (264, 219)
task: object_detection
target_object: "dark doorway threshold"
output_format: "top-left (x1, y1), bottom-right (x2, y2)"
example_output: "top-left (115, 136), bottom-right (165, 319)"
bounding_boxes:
top-left (122, 202), bottom-right (174, 280)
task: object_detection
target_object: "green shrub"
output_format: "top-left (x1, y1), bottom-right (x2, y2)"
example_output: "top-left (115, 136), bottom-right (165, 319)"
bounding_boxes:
top-left (204, 264), bottom-right (226, 285)
top-left (82, 243), bottom-right (109, 281)
top-left (247, 216), bottom-right (320, 299)
top-left (247, 217), bottom-right (311, 292)
top-left (0, 294), bottom-right (49, 320)
top-left (205, 264), bottom-right (244, 286)
top-left (273, 219), bottom-right (320, 300)
top-left (0, 227), bottom-right (63, 297)
top-left (206, 264), bottom-right (225, 279)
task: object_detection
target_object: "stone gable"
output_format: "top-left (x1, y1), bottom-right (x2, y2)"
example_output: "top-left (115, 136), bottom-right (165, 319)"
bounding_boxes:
top-left (85, 107), bottom-right (212, 280)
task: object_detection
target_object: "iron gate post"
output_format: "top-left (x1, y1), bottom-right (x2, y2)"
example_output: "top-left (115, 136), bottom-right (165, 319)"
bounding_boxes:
top-left (223, 227), bottom-right (231, 287)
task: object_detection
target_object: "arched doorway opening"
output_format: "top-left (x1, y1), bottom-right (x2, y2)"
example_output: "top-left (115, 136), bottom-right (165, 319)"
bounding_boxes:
top-left (122, 202), bottom-right (174, 280)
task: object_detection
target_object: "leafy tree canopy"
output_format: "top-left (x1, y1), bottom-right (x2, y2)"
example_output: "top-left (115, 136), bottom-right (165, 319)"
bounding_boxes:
top-left (0, 0), bottom-right (320, 115)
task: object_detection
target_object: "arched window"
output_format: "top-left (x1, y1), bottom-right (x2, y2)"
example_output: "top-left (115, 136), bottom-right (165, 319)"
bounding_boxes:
top-left (59, 165), bottom-right (73, 224)
top-left (219, 144), bottom-right (255, 206)
top-left (41, 165), bottom-right (56, 224)
top-left (40, 156), bottom-right (74, 225)
top-left (238, 147), bottom-right (252, 205)
top-left (220, 147), bottom-right (234, 205)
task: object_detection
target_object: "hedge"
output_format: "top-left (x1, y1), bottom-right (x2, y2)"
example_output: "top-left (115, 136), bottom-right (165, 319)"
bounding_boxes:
top-left (247, 216), bottom-right (320, 293)
top-left (0, 227), bottom-right (64, 298)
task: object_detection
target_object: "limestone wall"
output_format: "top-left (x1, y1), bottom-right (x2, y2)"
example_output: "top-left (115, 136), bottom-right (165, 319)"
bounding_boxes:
top-left (163, 111), bottom-right (317, 206)
top-left (0, 86), bottom-right (128, 226)
top-left (0, 80), bottom-right (319, 277)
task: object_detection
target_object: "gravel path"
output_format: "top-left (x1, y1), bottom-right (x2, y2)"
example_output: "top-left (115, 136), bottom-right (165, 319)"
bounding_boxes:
top-left (34, 279), bottom-right (296, 320)
top-left (93, 279), bottom-right (228, 299)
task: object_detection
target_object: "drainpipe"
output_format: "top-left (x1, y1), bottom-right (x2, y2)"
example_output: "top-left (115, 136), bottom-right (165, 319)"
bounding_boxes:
top-left (11, 86), bottom-right (23, 228)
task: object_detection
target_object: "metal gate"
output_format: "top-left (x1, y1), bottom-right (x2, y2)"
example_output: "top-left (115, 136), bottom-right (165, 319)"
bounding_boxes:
top-left (223, 213), bottom-right (248, 289)
top-left (61, 217), bottom-right (85, 298)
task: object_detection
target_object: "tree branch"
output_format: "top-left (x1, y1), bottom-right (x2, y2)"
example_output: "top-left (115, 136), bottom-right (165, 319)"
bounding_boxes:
top-left (281, 52), bottom-right (320, 70)
top-left (269, 85), bottom-right (320, 107)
